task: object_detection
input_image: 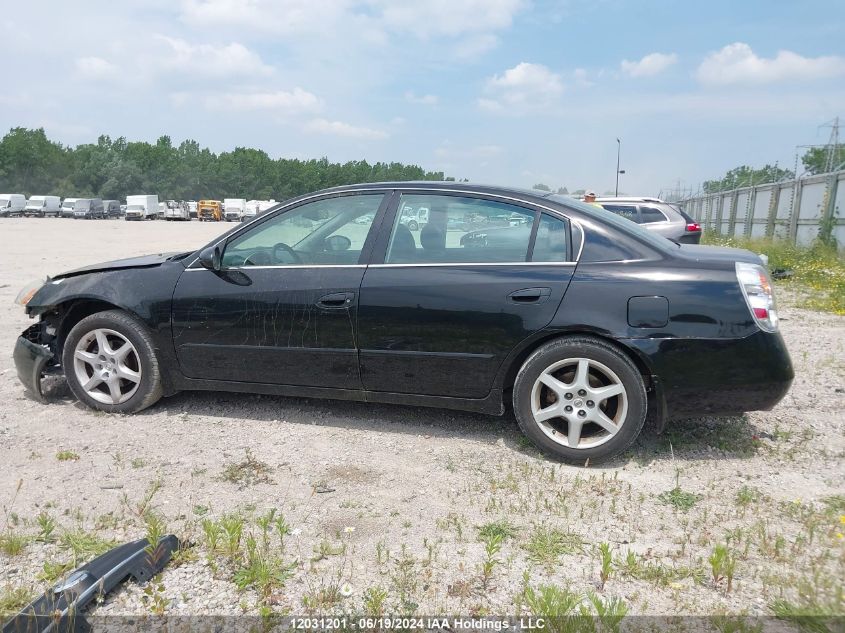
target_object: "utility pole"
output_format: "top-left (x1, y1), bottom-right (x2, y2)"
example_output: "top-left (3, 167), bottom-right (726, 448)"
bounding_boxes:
top-left (615, 138), bottom-right (623, 196)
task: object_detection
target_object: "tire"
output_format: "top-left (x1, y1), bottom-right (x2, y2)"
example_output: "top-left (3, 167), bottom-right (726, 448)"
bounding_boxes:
top-left (62, 310), bottom-right (163, 414)
top-left (512, 336), bottom-right (646, 464)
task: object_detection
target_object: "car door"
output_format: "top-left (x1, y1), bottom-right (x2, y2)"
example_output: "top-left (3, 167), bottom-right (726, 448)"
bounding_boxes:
top-left (171, 191), bottom-right (390, 389)
top-left (357, 191), bottom-right (576, 399)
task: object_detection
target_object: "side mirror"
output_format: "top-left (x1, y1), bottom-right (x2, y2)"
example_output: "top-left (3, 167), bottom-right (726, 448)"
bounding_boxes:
top-left (198, 245), bottom-right (222, 271)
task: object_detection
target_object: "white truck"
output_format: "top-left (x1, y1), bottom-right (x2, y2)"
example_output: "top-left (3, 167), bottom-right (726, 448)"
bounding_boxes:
top-left (0, 194), bottom-right (27, 217)
top-left (60, 198), bottom-right (78, 218)
top-left (125, 194), bottom-right (159, 221)
top-left (223, 198), bottom-right (247, 222)
top-left (24, 195), bottom-right (62, 217)
top-left (164, 200), bottom-right (189, 221)
top-left (242, 199), bottom-right (277, 222)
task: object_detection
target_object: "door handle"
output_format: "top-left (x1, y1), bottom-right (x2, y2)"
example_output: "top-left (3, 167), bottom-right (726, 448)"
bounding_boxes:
top-left (508, 287), bottom-right (551, 304)
top-left (316, 292), bottom-right (354, 309)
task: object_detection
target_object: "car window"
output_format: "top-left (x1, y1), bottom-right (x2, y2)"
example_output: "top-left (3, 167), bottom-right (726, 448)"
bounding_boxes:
top-left (385, 194), bottom-right (536, 264)
top-left (640, 206), bottom-right (668, 223)
top-left (222, 194), bottom-right (383, 268)
top-left (600, 204), bottom-right (640, 223)
top-left (531, 213), bottom-right (570, 262)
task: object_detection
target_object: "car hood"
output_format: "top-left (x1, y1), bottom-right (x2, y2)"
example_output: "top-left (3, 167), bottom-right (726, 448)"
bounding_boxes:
top-left (53, 252), bottom-right (186, 280)
top-left (676, 244), bottom-right (764, 266)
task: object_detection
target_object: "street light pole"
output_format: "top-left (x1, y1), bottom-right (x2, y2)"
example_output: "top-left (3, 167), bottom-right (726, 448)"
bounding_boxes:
top-left (615, 138), bottom-right (621, 196)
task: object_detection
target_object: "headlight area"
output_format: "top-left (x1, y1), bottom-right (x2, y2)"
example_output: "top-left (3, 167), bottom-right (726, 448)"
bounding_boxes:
top-left (15, 277), bottom-right (49, 307)
top-left (13, 316), bottom-right (61, 402)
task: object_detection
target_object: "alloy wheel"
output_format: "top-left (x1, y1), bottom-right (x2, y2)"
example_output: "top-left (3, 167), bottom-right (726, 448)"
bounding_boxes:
top-left (73, 328), bottom-right (142, 405)
top-left (530, 357), bottom-right (628, 449)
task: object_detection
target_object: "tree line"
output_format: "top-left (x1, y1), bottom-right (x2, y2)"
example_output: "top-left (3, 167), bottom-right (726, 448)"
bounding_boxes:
top-left (702, 145), bottom-right (844, 194)
top-left (0, 127), bottom-right (449, 201)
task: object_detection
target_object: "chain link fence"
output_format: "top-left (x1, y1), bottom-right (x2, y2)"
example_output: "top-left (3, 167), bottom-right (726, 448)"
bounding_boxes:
top-left (681, 169), bottom-right (844, 246)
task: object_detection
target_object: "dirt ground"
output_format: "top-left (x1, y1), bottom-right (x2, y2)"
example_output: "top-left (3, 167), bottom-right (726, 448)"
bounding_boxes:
top-left (0, 217), bottom-right (843, 619)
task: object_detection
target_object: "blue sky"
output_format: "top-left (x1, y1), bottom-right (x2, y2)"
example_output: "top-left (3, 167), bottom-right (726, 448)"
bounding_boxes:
top-left (1, 0), bottom-right (843, 195)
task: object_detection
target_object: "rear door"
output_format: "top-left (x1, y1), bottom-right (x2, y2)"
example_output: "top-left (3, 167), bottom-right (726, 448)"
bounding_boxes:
top-left (357, 191), bottom-right (575, 399)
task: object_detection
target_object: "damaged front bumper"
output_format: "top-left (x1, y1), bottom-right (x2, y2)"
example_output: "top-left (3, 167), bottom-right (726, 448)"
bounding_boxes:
top-left (2, 535), bottom-right (178, 633)
top-left (12, 323), bottom-right (59, 402)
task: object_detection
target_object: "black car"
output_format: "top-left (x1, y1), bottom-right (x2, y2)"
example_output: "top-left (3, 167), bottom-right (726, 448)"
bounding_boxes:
top-left (13, 183), bottom-right (793, 463)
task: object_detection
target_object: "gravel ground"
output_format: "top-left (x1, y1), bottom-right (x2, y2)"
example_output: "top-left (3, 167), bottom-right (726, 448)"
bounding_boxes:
top-left (0, 218), bottom-right (843, 619)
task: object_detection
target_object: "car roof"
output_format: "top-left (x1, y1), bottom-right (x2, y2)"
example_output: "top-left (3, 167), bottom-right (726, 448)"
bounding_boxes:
top-left (594, 196), bottom-right (664, 203)
top-left (316, 181), bottom-right (557, 200)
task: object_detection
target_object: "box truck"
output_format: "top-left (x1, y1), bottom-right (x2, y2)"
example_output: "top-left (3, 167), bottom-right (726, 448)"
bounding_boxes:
top-left (125, 195), bottom-right (159, 221)
top-left (223, 198), bottom-right (247, 222)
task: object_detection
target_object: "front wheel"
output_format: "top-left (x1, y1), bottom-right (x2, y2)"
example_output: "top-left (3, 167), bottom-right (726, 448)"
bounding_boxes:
top-left (512, 336), bottom-right (646, 464)
top-left (62, 310), bottom-right (163, 413)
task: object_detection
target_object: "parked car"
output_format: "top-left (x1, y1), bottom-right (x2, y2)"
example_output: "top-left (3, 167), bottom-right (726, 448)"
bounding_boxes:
top-left (594, 196), bottom-right (701, 244)
top-left (0, 194), bottom-right (27, 217)
top-left (24, 195), bottom-right (62, 217)
top-left (103, 200), bottom-right (121, 218)
top-left (187, 201), bottom-right (198, 219)
top-left (73, 198), bottom-right (105, 219)
top-left (12, 182), bottom-right (792, 464)
top-left (125, 195), bottom-right (159, 221)
top-left (59, 198), bottom-right (78, 218)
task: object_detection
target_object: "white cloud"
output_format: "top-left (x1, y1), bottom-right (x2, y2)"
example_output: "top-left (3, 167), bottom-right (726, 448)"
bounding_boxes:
top-left (696, 42), bottom-right (845, 85)
top-left (378, 0), bottom-right (524, 37)
top-left (180, 0), bottom-right (524, 41)
top-left (304, 118), bottom-right (388, 140)
top-left (405, 91), bottom-right (438, 105)
top-left (480, 62), bottom-right (563, 112)
top-left (75, 56), bottom-right (119, 79)
top-left (205, 88), bottom-right (321, 113)
top-left (154, 36), bottom-right (274, 78)
top-left (620, 52), bottom-right (678, 77)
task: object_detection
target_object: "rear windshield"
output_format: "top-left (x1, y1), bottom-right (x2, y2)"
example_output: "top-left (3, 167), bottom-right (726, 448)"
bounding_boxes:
top-left (549, 195), bottom-right (677, 252)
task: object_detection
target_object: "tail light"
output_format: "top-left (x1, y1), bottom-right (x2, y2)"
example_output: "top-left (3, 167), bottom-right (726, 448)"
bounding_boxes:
top-left (735, 262), bottom-right (778, 332)
top-left (686, 222), bottom-right (701, 232)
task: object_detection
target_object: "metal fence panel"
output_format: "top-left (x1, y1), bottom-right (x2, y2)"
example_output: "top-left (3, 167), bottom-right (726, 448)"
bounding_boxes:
top-left (682, 169), bottom-right (844, 247)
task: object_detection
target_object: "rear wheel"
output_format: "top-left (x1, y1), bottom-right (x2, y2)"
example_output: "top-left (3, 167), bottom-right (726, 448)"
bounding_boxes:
top-left (513, 336), bottom-right (646, 464)
top-left (62, 310), bottom-right (163, 413)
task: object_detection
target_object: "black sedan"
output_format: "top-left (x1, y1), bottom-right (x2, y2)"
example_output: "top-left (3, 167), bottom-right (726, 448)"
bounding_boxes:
top-left (13, 182), bottom-right (793, 463)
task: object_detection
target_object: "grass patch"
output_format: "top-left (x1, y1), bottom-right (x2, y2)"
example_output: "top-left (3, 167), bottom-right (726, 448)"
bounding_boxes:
top-left (736, 485), bottom-right (760, 507)
top-left (614, 550), bottom-right (706, 586)
top-left (0, 533), bottom-right (27, 556)
top-left (478, 520), bottom-right (518, 541)
top-left (220, 449), bottom-right (273, 488)
top-left (702, 235), bottom-right (845, 315)
top-left (524, 526), bottom-right (583, 567)
top-left (59, 530), bottom-right (118, 565)
top-left (0, 585), bottom-right (32, 619)
top-left (658, 486), bottom-right (701, 511)
top-left (56, 451), bottom-right (80, 462)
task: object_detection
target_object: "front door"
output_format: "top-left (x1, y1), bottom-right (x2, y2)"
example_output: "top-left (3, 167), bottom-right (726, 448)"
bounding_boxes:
top-left (171, 192), bottom-right (389, 389)
top-left (357, 192), bottom-right (576, 399)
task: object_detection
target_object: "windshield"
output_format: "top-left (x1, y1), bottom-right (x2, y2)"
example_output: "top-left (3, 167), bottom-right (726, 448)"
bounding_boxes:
top-left (26, 198), bottom-right (44, 207)
top-left (75, 200), bottom-right (90, 210)
top-left (126, 204), bottom-right (144, 211)
top-left (0, 197), bottom-right (10, 207)
top-left (549, 195), bottom-right (678, 252)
